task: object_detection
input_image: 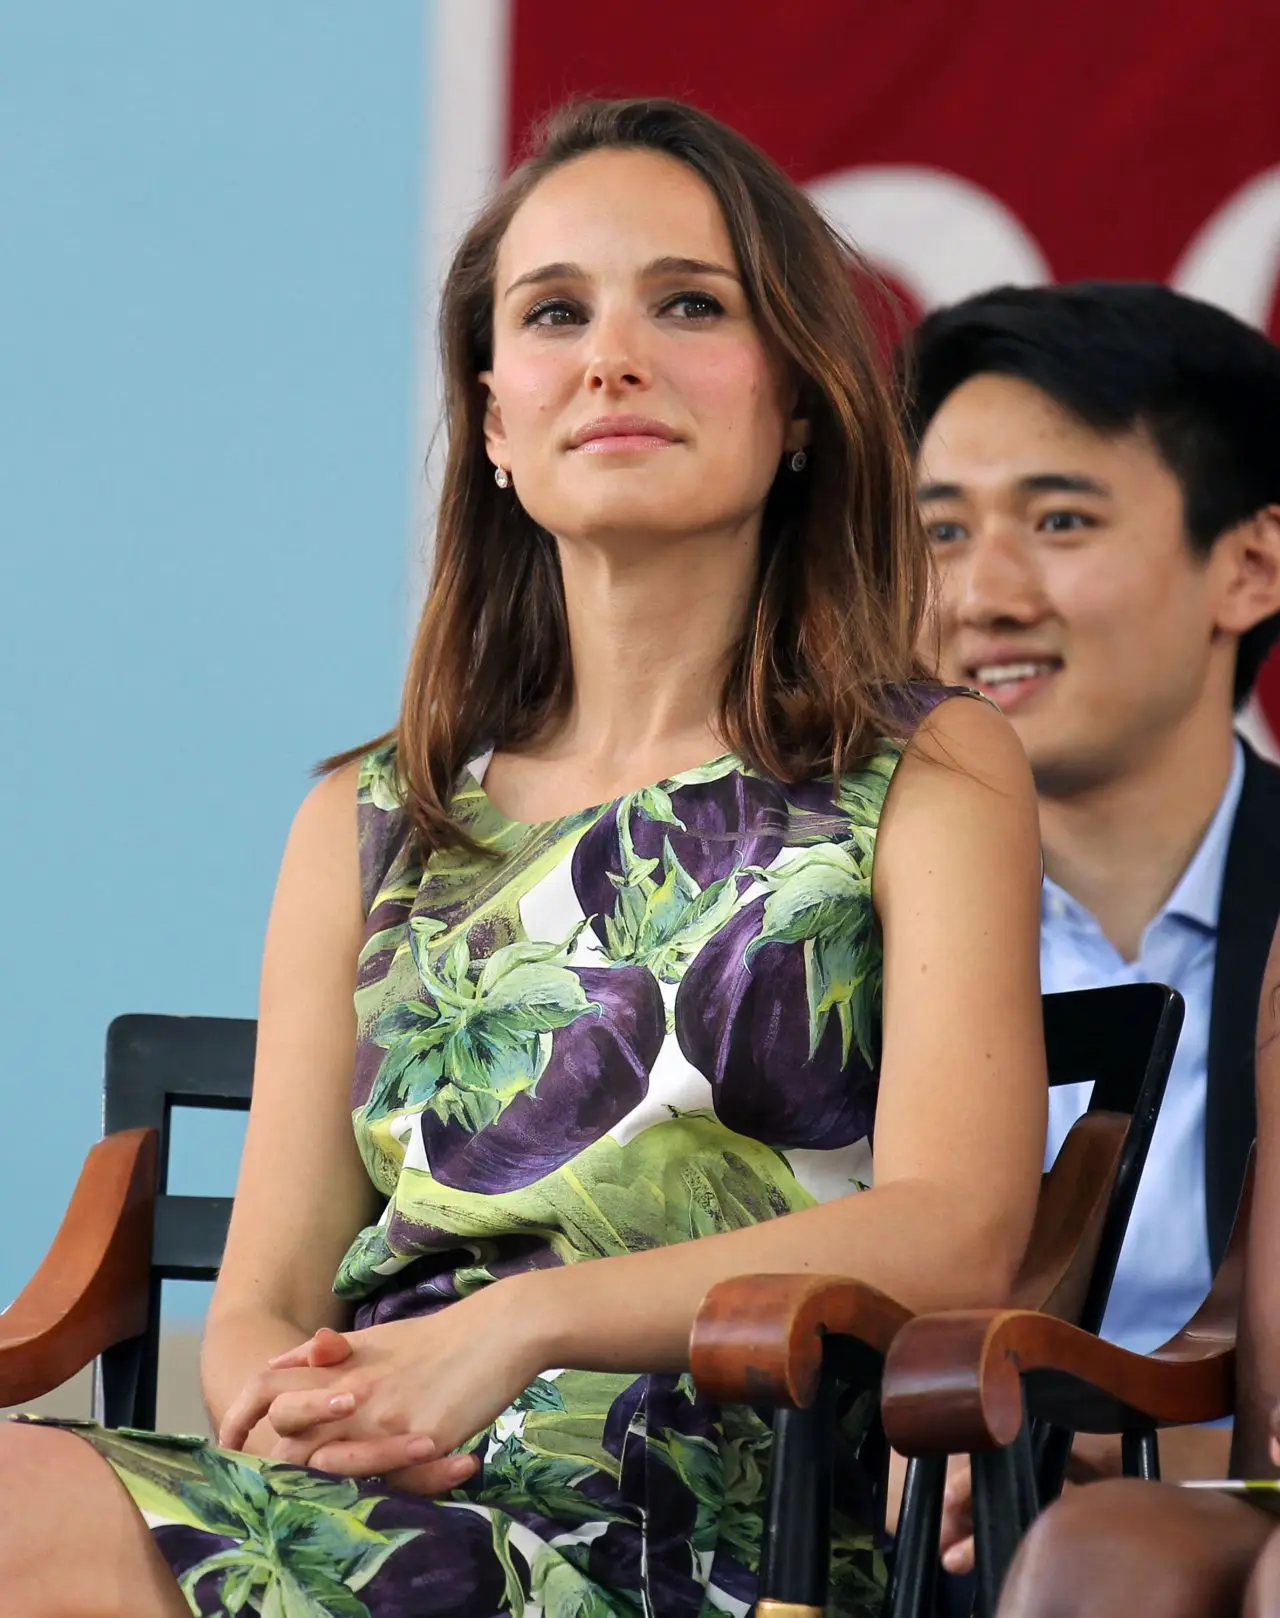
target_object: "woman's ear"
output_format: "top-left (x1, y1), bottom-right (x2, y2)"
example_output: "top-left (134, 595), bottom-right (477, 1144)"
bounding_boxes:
top-left (1214, 505), bottom-right (1280, 636)
top-left (782, 376), bottom-right (812, 455)
top-left (477, 370), bottom-right (510, 474)
top-left (783, 413), bottom-right (812, 455)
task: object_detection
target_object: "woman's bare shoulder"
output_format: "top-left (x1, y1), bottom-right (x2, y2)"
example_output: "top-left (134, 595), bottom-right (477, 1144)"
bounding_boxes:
top-left (875, 690), bottom-right (1038, 869)
top-left (901, 689), bottom-right (1032, 791)
top-left (281, 760), bottom-right (363, 878)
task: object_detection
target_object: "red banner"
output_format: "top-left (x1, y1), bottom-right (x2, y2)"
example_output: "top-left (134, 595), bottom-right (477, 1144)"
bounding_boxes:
top-left (501, 0), bottom-right (1280, 737)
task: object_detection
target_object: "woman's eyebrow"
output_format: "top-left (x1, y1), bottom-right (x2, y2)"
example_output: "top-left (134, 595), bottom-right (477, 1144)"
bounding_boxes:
top-left (504, 261), bottom-right (582, 299)
top-left (644, 255), bottom-right (740, 283)
top-left (504, 256), bottom-right (741, 300)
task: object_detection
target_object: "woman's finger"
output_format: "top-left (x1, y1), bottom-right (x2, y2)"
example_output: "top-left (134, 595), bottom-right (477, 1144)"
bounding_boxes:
top-left (269, 1434), bottom-right (326, 1467)
top-left (267, 1387), bottom-right (362, 1437)
top-left (267, 1344), bottom-right (315, 1371)
top-left (305, 1433), bottom-right (440, 1477)
top-left (219, 1370), bottom-right (331, 1451)
top-left (269, 1327), bottom-right (353, 1371)
top-left (387, 1453), bottom-right (482, 1496)
top-left (307, 1328), bottom-right (354, 1368)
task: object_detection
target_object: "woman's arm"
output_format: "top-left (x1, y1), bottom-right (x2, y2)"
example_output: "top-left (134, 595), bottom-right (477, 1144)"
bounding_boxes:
top-left (524, 695), bottom-right (1046, 1372)
top-left (201, 763), bottom-right (382, 1454)
top-left (1230, 917), bottom-right (1280, 1479)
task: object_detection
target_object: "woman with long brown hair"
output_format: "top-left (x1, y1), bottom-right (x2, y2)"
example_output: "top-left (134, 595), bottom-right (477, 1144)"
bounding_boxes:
top-left (0, 98), bottom-right (1046, 1617)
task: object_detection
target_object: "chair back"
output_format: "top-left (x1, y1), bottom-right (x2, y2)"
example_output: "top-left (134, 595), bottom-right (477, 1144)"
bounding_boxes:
top-left (97, 1014), bottom-right (255, 1427)
top-left (1040, 982), bottom-right (1183, 1335)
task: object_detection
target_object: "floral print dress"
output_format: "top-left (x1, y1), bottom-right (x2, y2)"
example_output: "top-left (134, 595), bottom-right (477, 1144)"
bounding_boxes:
top-left (25, 694), bottom-right (952, 1617)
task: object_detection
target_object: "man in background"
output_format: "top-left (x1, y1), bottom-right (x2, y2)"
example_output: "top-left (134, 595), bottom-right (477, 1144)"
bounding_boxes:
top-left (900, 281), bottom-right (1280, 1572)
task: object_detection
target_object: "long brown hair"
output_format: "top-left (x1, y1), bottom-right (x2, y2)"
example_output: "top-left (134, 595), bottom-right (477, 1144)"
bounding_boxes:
top-left (327, 97), bottom-right (930, 854)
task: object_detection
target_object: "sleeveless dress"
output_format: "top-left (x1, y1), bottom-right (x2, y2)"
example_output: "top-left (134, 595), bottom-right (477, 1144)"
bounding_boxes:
top-left (22, 692), bottom-right (953, 1617)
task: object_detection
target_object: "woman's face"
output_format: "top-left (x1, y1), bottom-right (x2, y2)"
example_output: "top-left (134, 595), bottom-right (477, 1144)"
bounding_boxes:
top-left (481, 147), bottom-right (807, 548)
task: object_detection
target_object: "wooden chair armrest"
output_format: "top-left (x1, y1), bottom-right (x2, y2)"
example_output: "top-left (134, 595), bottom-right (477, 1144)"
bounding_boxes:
top-left (880, 1304), bottom-right (1235, 1458)
top-left (687, 1112), bottom-right (1129, 1410)
top-left (880, 1140), bottom-right (1251, 1456)
top-left (689, 1273), bottom-right (912, 1407)
top-left (0, 1128), bottom-right (158, 1406)
top-left (1009, 1110), bottom-right (1126, 1318)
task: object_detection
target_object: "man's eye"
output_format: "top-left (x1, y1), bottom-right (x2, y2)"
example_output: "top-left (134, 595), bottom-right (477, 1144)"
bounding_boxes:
top-left (1040, 511), bottom-right (1092, 533)
top-left (663, 291), bottom-right (724, 320)
top-left (925, 520), bottom-right (967, 544)
top-left (522, 299), bottom-right (583, 328)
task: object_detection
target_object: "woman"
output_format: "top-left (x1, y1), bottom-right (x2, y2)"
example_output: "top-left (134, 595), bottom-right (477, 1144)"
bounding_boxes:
top-left (0, 98), bottom-right (1046, 1617)
top-left (995, 916), bottom-right (1280, 1618)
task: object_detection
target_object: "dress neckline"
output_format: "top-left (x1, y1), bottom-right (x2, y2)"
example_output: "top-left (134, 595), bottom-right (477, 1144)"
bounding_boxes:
top-left (462, 749), bottom-right (742, 831)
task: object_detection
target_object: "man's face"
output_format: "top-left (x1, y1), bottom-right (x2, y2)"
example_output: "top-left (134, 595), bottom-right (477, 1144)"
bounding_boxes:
top-left (918, 373), bottom-right (1230, 797)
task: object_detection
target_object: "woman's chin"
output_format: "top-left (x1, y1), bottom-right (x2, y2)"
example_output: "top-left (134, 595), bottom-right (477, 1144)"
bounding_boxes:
top-left (544, 503), bottom-right (723, 546)
top-left (536, 485), bottom-right (755, 548)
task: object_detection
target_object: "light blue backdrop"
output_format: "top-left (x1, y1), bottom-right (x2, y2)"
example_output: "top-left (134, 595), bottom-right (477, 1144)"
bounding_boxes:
top-left (0, 3), bottom-right (429, 1316)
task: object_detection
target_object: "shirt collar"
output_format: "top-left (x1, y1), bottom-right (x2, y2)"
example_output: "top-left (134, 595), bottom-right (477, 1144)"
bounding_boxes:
top-left (1042, 739), bottom-right (1245, 937)
top-left (1161, 739), bottom-right (1245, 932)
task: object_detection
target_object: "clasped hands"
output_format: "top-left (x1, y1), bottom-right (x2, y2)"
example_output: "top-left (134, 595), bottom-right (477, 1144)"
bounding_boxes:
top-left (218, 1289), bottom-right (542, 1496)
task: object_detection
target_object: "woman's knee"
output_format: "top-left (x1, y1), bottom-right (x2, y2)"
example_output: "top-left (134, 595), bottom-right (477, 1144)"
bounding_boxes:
top-left (998, 1478), bottom-right (1271, 1618)
top-left (0, 1420), bottom-right (90, 1504)
top-left (0, 1421), bottom-right (188, 1617)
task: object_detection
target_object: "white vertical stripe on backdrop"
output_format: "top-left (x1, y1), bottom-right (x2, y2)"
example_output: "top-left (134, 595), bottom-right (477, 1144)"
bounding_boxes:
top-left (410, 0), bottom-right (511, 604)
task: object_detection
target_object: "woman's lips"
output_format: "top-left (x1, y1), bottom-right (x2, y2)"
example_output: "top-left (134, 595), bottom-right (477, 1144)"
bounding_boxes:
top-left (572, 433), bottom-right (677, 454)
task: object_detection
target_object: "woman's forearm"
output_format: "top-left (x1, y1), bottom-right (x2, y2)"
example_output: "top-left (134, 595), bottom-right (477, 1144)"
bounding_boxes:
top-left (517, 1177), bottom-right (1028, 1377)
top-left (202, 1303), bottom-right (350, 1456)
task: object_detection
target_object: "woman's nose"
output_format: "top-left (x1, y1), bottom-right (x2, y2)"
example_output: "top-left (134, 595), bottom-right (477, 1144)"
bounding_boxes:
top-left (584, 310), bottom-right (651, 393)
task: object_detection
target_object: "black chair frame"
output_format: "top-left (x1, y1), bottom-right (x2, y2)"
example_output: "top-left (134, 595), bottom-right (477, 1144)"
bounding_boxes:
top-left (97, 1014), bottom-right (255, 1428)
top-left (755, 980), bottom-right (1184, 1618)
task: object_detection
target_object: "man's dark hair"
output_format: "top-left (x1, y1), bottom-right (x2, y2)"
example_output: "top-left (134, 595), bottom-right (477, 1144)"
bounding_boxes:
top-left (901, 281), bottom-right (1280, 705)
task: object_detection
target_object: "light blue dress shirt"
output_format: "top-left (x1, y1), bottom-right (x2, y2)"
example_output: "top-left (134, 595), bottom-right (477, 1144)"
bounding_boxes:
top-left (1042, 742), bottom-right (1245, 1355)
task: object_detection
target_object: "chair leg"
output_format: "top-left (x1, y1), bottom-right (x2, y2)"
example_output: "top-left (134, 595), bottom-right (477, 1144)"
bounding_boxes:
top-left (1032, 1421), bottom-right (1073, 1505)
top-left (971, 1421), bottom-right (1037, 1618)
top-left (884, 1454), bottom-right (946, 1618)
top-left (1121, 1428), bottom-right (1160, 1480)
top-left (757, 1362), bottom-right (837, 1618)
top-left (96, 1279), bottom-right (162, 1428)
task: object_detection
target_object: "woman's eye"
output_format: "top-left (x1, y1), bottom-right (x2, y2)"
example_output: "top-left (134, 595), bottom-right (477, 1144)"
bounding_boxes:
top-left (522, 298), bottom-right (583, 329)
top-left (925, 520), bottom-right (967, 545)
top-left (1040, 511), bottom-right (1093, 533)
top-left (662, 290), bottom-right (724, 320)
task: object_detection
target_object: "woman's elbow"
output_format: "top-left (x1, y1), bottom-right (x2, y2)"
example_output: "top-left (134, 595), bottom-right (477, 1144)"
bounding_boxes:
top-left (967, 1183), bottom-right (1040, 1306)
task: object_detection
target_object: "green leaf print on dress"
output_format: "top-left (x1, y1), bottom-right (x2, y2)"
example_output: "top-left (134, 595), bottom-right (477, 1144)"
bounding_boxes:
top-left (74, 1430), bottom-right (420, 1618)
top-left (747, 841), bottom-right (883, 1068)
top-left (362, 920), bottom-right (593, 1141)
top-left (572, 769), bottom-right (772, 984)
top-left (600, 836), bottom-right (740, 983)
